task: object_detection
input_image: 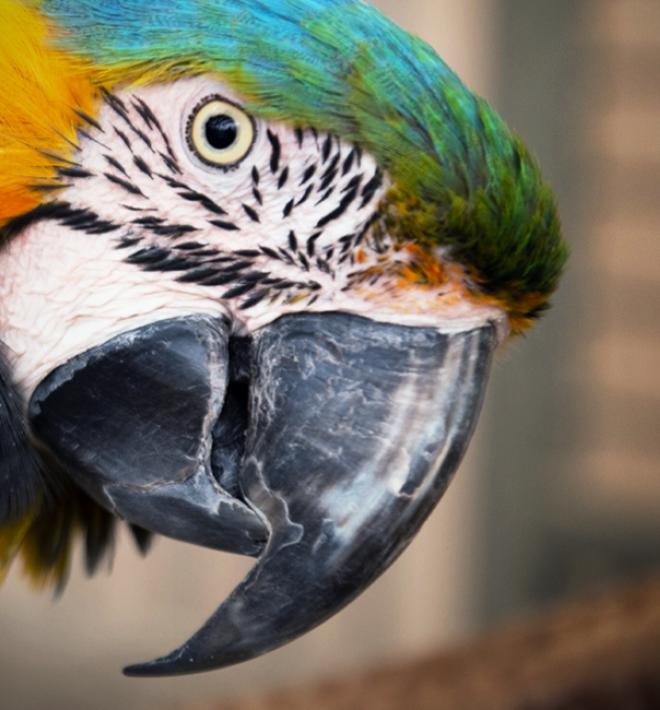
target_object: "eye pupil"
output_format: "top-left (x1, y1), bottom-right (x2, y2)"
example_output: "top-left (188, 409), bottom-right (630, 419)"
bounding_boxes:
top-left (188, 96), bottom-right (255, 168)
top-left (205, 114), bottom-right (238, 150)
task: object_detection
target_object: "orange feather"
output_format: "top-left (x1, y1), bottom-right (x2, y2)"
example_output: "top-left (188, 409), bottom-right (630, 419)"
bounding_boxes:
top-left (0, 0), bottom-right (97, 225)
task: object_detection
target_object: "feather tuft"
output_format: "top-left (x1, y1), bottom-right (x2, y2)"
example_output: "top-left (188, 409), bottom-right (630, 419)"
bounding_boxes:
top-left (0, 0), bottom-right (97, 224)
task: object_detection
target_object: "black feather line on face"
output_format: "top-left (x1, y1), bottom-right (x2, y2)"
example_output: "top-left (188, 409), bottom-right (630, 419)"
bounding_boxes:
top-left (316, 187), bottom-right (335, 206)
top-left (321, 134), bottom-right (333, 162)
top-left (58, 167), bottom-right (93, 180)
top-left (132, 97), bottom-right (179, 167)
top-left (316, 176), bottom-right (362, 228)
top-left (105, 173), bottom-right (145, 197)
top-left (114, 127), bottom-right (132, 152)
top-left (296, 184), bottom-right (314, 207)
top-left (104, 154), bottom-right (129, 177)
top-left (319, 154), bottom-right (340, 187)
top-left (288, 231), bottom-right (298, 251)
top-left (300, 164), bottom-right (316, 185)
top-left (242, 204), bottom-right (260, 223)
top-left (103, 89), bottom-right (155, 154)
top-left (361, 168), bottom-right (384, 208)
top-left (209, 219), bottom-right (240, 231)
top-left (277, 167), bottom-right (289, 189)
top-left (267, 130), bottom-right (281, 174)
top-left (133, 155), bottom-right (153, 178)
top-left (177, 189), bottom-right (227, 215)
top-left (74, 108), bottom-right (104, 133)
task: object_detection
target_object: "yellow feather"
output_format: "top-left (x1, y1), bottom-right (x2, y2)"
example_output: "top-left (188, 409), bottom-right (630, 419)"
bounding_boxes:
top-left (0, 0), bottom-right (97, 225)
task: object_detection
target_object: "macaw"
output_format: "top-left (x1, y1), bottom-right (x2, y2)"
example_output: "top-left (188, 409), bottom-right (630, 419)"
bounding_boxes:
top-left (0, 0), bottom-right (566, 676)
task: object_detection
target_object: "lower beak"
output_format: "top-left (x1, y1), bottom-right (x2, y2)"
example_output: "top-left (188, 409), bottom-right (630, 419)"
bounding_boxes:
top-left (29, 312), bottom-right (496, 677)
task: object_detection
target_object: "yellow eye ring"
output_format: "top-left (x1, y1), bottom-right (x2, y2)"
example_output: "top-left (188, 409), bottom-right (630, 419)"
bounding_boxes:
top-left (186, 96), bottom-right (256, 168)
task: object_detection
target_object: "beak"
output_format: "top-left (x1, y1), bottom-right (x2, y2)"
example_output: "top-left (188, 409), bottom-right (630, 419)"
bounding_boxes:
top-left (29, 312), bottom-right (496, 677)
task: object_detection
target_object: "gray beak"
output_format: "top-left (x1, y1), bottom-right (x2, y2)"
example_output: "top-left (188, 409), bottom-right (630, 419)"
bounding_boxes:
top-left (29, 312), bottom-right (496, 676)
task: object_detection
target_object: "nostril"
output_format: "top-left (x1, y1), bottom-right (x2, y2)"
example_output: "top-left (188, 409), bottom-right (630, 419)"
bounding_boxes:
top-left (210, 336), bottom-right (252, 499)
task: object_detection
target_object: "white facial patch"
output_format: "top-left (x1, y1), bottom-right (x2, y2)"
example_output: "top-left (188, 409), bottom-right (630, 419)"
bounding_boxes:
top-left (0, 76), bottom-right (507, 397)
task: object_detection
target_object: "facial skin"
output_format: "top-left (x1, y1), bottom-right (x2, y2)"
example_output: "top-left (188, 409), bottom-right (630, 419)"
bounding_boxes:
top-left (0, 76), bottom-right (507, 396)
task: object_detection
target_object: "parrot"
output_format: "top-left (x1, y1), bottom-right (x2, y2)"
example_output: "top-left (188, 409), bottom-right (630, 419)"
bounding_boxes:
top-left (0, 0), bottom-right (567, 676)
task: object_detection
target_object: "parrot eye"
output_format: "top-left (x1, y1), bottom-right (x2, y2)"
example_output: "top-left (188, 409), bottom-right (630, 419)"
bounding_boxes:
top-left (186, 96), bottom-right (256, 168)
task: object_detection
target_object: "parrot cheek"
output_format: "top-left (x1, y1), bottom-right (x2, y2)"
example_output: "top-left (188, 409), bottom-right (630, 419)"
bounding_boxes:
top-left (28, 310), bottom-right (496, 676)
top-left (0, 220), bottom-right (233, 397)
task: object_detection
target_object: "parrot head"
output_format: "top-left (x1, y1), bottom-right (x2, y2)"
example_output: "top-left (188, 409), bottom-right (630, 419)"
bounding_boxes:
top-left (0, 0), bottom-right (566, 676)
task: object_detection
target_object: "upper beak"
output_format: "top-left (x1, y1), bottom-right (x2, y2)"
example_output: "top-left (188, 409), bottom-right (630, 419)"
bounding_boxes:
top-left (29, 311), bottom-right (496, 676)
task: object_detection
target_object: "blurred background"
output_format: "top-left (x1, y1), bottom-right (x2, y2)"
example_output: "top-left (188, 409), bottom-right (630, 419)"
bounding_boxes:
top-left (1, 0), bottom-right (659, 708)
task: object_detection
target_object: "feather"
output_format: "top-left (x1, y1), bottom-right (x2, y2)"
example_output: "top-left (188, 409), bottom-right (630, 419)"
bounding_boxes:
top-left (0, 349), bottom-right (43, 525)
top-left (0, 1), bottom-right (97, 224)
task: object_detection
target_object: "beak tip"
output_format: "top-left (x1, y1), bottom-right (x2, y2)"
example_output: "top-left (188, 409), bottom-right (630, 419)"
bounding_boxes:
top-left (122, 664), bottom-right (150, 679)
top-left (123, 648), bottom-right (240, 678)
top-left (122, 656), bottom-right (185, 679)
